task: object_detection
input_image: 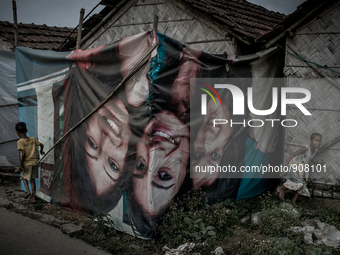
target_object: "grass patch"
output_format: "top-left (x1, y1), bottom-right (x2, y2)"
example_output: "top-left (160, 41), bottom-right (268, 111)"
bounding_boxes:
top-left (157, 189), bottom-right (243, 248)
top-left (64, 190), bottom-right (340, 254)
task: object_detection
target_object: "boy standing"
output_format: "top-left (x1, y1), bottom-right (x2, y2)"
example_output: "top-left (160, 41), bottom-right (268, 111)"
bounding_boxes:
top-left (15, 122), bottom-right (45, 203)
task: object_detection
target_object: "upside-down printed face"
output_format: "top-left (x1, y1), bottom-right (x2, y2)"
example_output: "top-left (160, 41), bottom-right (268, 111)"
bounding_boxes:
top-left (191, 97), bottom-right (233, 189)
top-left (85, 99), bottom-right (131, 197)
top-left (133, 110), bottom-right (189, 218)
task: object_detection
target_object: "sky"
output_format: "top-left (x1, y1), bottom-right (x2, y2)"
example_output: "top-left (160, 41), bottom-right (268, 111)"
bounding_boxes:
top-left (0, 0), bottom-right (306, 28)
top-left (0, 0), bottom-right (104, 27)
top-left (247, 0), bottom-right (306, 15)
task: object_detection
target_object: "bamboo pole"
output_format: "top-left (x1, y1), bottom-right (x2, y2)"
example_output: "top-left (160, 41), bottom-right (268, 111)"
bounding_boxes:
top-left (286, 135), bottom-right (340, 154)
top-left (287, 43), bottom-right (340, 91)
top-left (0, 103), bottom-right (18, 108)
top-left (12, 0), bottom-right (18, 47)
top-left (0, 139), bottom-right (18, 146)
top-left (76, 8), bottom-right (85, 50)
top-left (80, 0), bottom-right (135, 47)
top-left (317, 135), bottom-right (340, 155)
top-left (153, 14), bottom-right (158, 31)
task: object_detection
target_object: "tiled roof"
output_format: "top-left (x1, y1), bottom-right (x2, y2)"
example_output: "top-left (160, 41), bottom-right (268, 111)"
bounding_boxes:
top-left (75, 0), bottom-right (288, 47)
top-left (180, 0), bottom-right (287, 42)
top-left (255, 0), bottom-right (333, 47)
top-left (0, 21), bottom-right (77, 51)
top-left (0, 0), bottom-right (288, 51)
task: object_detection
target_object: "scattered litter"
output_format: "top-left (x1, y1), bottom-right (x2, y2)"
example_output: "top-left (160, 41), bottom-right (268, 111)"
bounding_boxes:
top-left (163, 243), bottom-right (195, 255)
top-left (281, 203), bottom-right (301, 218)
top-left (289, 226), bottom-right (302, 234)
top-left (250, 203), bottom-right (300, 225)
top-left (212, 246), bottom-right (225, 255)
top-left (251, 212), bottom-right (262, 225)
top-left (240, 216), bottom-right (250, 223)
top-left (275, 237), bottom-right (292, 244)
top-left (304, 233), bottom-right (314, 245)
top-left (289, 219), bottom-right (340, 247)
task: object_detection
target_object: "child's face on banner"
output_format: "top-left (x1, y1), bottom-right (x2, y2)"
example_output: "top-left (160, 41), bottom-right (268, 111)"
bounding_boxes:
top-left (133, 110), bottom-right (189, 217)
top-left (191, 97), bottom-right (233, 189)
top-left (84, 98), bottom-right (131, 196)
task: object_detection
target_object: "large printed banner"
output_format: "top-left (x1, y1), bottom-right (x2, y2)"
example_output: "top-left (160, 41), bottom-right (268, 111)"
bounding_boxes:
top-left (16, 30), bottom-right (283, 238)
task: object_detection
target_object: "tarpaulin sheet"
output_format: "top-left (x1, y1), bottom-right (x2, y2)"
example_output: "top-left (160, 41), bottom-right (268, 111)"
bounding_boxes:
top-left (0, 50), bottom-right (19, 167)
top-left (15, 30), bottom-right (283, 238)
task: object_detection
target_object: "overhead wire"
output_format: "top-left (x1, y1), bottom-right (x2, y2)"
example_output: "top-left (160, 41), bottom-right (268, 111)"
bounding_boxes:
top-left (275, 44), bottom-right (340, 75)
top-left (57, 1), bottom-right (102, 51)
top-left (200, 0), bottom-right (245, 31)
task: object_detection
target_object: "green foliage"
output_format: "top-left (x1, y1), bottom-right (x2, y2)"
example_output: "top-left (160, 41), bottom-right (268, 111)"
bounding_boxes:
top-left (327, 184), bottom-right (340, 195)
top-left (80, 212), bottom-right (116, 246)
top-left (275, 241), bottom-right (302, 255)
top-left (256, 194), bottom-right (301, 237)
top-left (157, 189), bottom-right (241, 248)
top-left (309, 209), bottom-right (340, 230)
top-left (80, 213), bottom-right (125, 253)
top-left (4, 203), bottom-right (14, 209)
top-left (222, 230), bottom-right (302, 255)
top-left (305, 246), bottom-right (339, 255)
top-left (257, 204), bottom-right (300, 237)
top-left (89, 212), bottom-right (116, 238)
top-left (32, 200), bottom-right (44, 211)
top-left (300, 199), bottom-right (340, 230)
top-left (80, 213), bottom-right (159, 255)
top-left (77, 190), bottom-right (340, 255)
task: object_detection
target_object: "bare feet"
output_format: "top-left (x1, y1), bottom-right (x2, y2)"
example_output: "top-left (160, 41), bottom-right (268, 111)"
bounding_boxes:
top-left (30, 197), bottom-right (36, 204)
top-left (292, 192), bottom-right (299, 203)
top-left (23, 193), bottom-right (31, 199)
top-left (279, 186), bottom-right (285, 201)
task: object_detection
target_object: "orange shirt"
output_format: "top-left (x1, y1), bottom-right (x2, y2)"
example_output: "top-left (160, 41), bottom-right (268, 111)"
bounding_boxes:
top-left (17, 137), bottom-right (40, 166)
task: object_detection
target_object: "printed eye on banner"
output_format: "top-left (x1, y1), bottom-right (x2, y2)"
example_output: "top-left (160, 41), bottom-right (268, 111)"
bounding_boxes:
top-left (199, 83), bottom-right (312, 128)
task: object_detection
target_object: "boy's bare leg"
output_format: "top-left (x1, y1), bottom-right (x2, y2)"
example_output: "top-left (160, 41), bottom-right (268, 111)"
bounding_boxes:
top-left (29, 179), bottom-right (36, 203)
top-left (279, 186), bottom-right (287, 200)
top-left (22, 178), bottom-right (31, 198)
top-left (292, 192), bottom-right (300, 203)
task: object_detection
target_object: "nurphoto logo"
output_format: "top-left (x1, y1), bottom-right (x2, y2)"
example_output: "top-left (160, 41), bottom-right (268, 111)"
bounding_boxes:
top-left (199, 83), bottom-right (312, 128)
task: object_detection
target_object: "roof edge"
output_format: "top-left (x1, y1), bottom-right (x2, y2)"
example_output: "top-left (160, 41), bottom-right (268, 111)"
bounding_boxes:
top-left (255, 0), bottom-right (334, 48)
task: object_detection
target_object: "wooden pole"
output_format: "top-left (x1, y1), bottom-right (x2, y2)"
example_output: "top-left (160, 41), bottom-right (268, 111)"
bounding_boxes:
top-left (317, 135), bottom-right (340, 155)
top-left (153, 14), bottom-right (158, 31)
top-left (12, 0), bottom-right (18, 47)
top-left (76, 8), bottom-right (85, 50)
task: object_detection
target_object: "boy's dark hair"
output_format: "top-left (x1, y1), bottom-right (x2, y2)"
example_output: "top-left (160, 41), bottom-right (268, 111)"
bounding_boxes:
top-left (15, 122), bottom-right (27, 133)
top-left (310, 133), bottom-right (322, 140)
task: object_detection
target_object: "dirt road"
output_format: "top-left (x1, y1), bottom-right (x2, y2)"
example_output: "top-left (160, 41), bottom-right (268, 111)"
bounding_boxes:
top-left (0, 176), bottom-right (113, 255)
top-left (0, 207), bottom-right (111, 255)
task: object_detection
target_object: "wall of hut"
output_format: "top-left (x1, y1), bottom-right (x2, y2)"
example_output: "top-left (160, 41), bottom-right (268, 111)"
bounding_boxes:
top-left (0, 38), bottom-right (13, 52)
top-left (82, 0), bottom-right (237, 55)
top-left (283, 2), bottom-right (340, 184)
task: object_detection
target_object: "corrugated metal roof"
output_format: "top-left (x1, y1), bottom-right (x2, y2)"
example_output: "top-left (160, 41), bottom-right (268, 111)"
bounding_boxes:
top-left (0, 21), bottom-right (77, 51)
